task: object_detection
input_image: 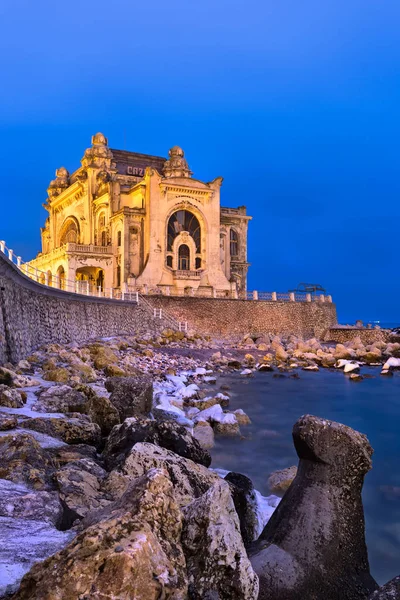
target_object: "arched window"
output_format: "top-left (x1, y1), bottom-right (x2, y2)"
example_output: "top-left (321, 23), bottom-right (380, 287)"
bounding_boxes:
top-left (230, 229), bottom-right (239, 257)
top-left (178, 244), bottom-right (190, 270)
top-left (117, 231), bottom-right (122, 247)
top-left (116, 265), bottom-right (121, 287)
top-left (101, 231), bottom-right (106, 246)
top-left (99, 214), bottom-right (106, 228)
top-left (60, 218), bottom-right (79, 245)
top-left (167, 210), bottom-right (201, 252)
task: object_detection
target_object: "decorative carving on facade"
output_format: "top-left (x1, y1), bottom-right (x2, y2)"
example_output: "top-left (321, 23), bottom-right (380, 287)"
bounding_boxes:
top-left (163, 146), bottom-right (192, 178)
top-left (81, 132), bottom-right (114, 169)
top-left (47, 167), bottom-right (70, 198)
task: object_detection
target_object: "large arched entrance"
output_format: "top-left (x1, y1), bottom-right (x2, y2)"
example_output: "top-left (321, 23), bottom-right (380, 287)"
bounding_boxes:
top-left (75, 267), bottom-right (105, 293)
top-left (166, 209), bottom-right (202, 271)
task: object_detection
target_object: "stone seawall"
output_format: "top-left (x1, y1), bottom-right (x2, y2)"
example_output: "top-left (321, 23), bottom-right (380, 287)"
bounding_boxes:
top-left (147, 296), bottom-right (337, 339)
top-left (324, 327), bottom-right (393, 345)
top-left (0, 255), bottom-right (168, 364)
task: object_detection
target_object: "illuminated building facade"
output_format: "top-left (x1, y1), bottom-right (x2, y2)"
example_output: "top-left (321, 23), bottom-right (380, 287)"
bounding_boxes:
top-left (28, 133), bottom-right (251, 297)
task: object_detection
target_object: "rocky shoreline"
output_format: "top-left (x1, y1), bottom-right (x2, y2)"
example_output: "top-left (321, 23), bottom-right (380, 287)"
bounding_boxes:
top-left (0, 329), bottom-right (399, 599)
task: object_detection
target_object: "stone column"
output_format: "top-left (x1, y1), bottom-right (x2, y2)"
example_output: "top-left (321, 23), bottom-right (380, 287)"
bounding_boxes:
top-left (319, 295), bottom-right (325, 303)
top-left (253, 291), bottom-right (258, 301)
top-left (272, 292), bottom-right (277, 301)
top-left (306, 293), bottom-right (312, 302)
top-left (289, 292), bottom-right (295, 302)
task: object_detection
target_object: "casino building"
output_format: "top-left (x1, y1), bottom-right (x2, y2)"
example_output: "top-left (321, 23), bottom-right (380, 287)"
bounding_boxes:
top-left (28, 133), bottom-right (251, 297)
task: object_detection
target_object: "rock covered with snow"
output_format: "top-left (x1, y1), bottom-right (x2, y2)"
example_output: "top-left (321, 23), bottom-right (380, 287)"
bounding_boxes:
top-left (102, 416), bottom-right (211, 469)
top-left (12, 469), bottom-right (188, 600)
top-left (121, 442), bottom-right (220, 507)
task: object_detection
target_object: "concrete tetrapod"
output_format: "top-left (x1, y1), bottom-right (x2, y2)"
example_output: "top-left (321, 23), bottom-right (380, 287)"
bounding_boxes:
top-left (249, 414), bottom-right (379, 600)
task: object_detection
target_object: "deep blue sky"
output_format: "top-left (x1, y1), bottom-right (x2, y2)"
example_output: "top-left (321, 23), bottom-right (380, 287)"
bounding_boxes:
top-left (1, 0), bottom-right (399, 323)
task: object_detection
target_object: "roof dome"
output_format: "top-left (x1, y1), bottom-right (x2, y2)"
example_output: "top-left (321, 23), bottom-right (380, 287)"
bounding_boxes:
top-left (92, 132), bottom-right (108, 146)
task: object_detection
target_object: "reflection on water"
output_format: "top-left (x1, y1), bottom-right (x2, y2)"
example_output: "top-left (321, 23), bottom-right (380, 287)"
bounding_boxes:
top-left (209, 367), bottom-right (400, 585)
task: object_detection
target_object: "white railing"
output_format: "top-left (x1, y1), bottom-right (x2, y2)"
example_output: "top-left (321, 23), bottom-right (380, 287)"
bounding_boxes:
top-left (153, 308), bottom-right (163, 319)
top-left (0, 240), bottom-right (138, 303)
top-left (1, 239), bottom-right (333, 306)
top-left (246, 290), bottom-right (332, 303)
top-left (178, 321), bottom-right (188, 332)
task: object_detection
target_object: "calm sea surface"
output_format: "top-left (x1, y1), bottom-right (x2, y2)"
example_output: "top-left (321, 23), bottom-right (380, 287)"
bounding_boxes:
top-left (209, 367), bottom-right (400, 585)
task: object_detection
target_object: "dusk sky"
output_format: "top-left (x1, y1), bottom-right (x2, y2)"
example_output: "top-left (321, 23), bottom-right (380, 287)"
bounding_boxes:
top-left (1, 0), bottom-right (399, 323)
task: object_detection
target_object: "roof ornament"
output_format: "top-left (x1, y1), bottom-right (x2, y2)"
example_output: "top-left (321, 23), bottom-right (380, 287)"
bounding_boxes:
top-left (47, 167), bottom-right (70, 198)
top-left (81, 132), bottom-right (113, 168)
top-left (163, 146), bottom-right (192, 178)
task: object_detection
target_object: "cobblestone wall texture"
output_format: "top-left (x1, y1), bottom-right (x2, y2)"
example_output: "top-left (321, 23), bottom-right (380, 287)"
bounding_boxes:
top-left (324, 328), bottom-right (392, 344)
top-left (0, 255), bottom-right (170, 364)
top-left (148, 295), bottom-right (337, 339)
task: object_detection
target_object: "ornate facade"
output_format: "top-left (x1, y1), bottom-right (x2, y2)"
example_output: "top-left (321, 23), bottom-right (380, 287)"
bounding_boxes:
top-left (28, 133), bottom-right (251, 297)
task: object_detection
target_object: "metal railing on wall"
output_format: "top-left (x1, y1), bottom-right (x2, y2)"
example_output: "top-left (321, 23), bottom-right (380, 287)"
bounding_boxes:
top-left (0, 240), bottom-right (333, 305)
top-left (245, 290), bottom-right (333, 303)
top-left (0, 240), bottom-right (139, 303)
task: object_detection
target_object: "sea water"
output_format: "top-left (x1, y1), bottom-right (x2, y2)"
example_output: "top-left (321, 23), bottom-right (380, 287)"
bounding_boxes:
top-left (209, 367), bottom-right (400, 585)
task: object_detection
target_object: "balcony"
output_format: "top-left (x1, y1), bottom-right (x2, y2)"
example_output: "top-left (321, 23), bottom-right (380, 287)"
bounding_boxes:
top-left (66, 243), bottom-right (113, 256)
top-left (173, 269), bottom-right (202, 280)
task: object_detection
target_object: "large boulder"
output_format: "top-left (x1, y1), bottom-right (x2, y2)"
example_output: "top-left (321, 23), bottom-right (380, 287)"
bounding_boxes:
top-left (225, 472), bottom-right (260, 546)
top-left (87, 343), bottom-right (120, 370)
top-left (193, 420), bottom-right (215, 450)
top-left (250, 415), bottom-right (378, 600)
top-left (368, 576), bottom-right (400, 599)
top-left (0, 412), bottom-right (18, 430)
top-left (23, 416), bottom-right (102, 447)
top-left (54, 458), bottom-right (108, 524)
top-left (103, 417), bottom-right (211, 470)
top-left (0, 433), bottom-right (55, 490)
top-left (0, 384), bottom-right (25, 408)
top-left (12, 469), bottom-right (188, 600)
top-left (105, 375), bottom-right (153, 420)
top-left (182, 479), bottom-right (259, 599)
top-left (74, 384), bottom-right (120, 435)
top-left (35, 385), bottom-right (120, 436)
top-left (121, 442), bottom-right (220, 506)
top-left (34, 385), bottom-right (87, 413)
top-left (267, 465), bottom-right (298, 496)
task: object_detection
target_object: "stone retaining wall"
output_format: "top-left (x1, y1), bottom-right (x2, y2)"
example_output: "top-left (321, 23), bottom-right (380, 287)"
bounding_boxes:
top-left (147, 295), bottom-right (337, 339)
top-left (0, 255), bottom-right (169, 364)
top-left (324, 328), bottom-right (392, 345)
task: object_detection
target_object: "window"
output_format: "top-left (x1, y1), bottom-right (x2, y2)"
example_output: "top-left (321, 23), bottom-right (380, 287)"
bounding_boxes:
top-left (166, 255), bottom-right (173, 268)
top-left (117, 231), bottom-right (122, 247)
top-left (167, 210), bottom-right (201, 252)
top-left (230, 229), bottom-right (238, 257)
top-left (101, 231), bottom-right (106, 246)
top-left (60, 218), bottom-right (79, 245)
top-left (195, 257), bottom-right (201, 270)
top-left (116, 265), bottom-right (121, 287)
top-left (178, 244), bottom-right (190, 270)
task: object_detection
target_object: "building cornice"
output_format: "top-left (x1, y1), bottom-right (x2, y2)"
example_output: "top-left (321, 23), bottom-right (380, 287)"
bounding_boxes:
top-left (47, 181), bottom-right (85, 214)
